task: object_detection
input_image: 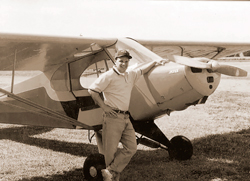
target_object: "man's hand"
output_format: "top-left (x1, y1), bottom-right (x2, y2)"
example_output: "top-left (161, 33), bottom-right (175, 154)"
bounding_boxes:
top-left (155, 59), bottom-right (169, 66)
top-left (141, 59), bottom-right (169, 75)
top-left (88, 89), bottom-right (118, 117)
top-left (102, 105), bottom-right (118, 117)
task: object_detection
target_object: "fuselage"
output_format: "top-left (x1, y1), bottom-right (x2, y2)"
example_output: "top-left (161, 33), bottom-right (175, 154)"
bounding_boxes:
top-left (129, 62), bottom-right (221, 121)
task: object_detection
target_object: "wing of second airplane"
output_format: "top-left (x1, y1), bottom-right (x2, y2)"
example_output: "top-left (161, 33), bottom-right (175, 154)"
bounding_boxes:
top-left (138, 39), bottom-right (250, 60)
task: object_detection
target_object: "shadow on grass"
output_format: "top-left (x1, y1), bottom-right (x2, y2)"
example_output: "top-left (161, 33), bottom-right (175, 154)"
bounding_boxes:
top-left (0, 126), bottom-right (98, 157)
top-left (1, 126), bottom-right (250, 180)
top-left (20, 168), bottom-right (84, 181)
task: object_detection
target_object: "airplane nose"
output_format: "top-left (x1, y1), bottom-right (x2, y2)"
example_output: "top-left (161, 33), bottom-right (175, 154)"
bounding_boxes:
top-left (184, 66), bottom-right (221, 96)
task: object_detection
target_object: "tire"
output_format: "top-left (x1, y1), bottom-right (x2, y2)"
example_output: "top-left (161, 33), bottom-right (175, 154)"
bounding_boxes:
top-left (83, 154), bottom-right (106, 181)
top-left (168, 135), bottom-right (193, 160)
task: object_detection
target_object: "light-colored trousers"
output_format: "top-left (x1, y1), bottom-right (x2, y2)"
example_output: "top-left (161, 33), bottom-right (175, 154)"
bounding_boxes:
top-left (95, 113), bottom-right (137, 173)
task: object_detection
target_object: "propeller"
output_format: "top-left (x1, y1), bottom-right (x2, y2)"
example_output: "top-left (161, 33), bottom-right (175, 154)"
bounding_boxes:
top-left (167, 54), bottom-right (248, 77)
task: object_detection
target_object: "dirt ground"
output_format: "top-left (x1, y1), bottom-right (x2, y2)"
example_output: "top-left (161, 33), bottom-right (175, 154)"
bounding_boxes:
top-left (0, 61), bottom-right (250, 181)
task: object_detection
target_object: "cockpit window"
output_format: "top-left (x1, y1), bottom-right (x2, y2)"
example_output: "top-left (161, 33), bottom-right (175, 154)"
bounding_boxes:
top-left (80, 59), bottom-right (114, 88)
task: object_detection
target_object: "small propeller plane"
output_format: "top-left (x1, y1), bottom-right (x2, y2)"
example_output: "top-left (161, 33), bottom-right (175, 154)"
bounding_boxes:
top-left (0, 33), bottom-right (249, 180)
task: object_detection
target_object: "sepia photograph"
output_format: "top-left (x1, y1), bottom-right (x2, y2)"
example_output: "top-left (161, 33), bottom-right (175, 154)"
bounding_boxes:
top-left (0, 1), bottom-right (250, 180)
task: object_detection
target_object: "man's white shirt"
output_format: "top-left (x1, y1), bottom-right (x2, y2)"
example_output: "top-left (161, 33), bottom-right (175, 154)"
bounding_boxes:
top-left (89, 66), bottom-right (142, 111)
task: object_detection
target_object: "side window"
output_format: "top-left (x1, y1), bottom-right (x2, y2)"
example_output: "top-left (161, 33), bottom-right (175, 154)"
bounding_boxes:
top-left (80, 59), bottom-right (114, 88)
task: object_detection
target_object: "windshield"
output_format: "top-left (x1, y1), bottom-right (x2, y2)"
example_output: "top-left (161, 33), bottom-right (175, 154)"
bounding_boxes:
top-left (115, 38), bottom-right (163, 67)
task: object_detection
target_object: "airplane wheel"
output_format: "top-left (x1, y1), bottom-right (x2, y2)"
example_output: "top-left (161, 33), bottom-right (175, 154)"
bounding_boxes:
top-left (168, 135), bottom-right (193, 160)
top-left (83, 153), bottom-right (106, 181)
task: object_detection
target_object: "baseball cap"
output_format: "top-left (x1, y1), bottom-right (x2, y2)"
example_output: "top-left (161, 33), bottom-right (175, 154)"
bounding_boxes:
top-left (115, 49), bottom-right (132, 59)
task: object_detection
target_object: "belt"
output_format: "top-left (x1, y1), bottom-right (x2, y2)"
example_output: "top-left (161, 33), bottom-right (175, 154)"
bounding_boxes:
top-left (113, 109), bottom-right (130, 114)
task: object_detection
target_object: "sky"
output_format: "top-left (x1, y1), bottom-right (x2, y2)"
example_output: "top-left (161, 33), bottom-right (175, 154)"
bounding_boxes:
top-left (1, 0), bottom-right (250, 43)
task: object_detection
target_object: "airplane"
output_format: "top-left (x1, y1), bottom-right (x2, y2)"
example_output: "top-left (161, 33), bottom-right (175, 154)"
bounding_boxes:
top-left (0, 33), bottom-right (249, 180)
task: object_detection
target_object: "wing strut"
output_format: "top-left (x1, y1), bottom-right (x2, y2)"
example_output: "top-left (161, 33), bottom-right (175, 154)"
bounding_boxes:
top-left (11, 49), bottom-right (17, 93)
top-left (211, 47), bottom-right (226, 59)
top-left (103, 47), bottom-right (115, 63)
top-left (0, 88), bottom-right (92, 129)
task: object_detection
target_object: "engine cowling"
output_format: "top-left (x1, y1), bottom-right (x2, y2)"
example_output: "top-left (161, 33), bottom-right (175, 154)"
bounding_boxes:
top-left (129, 62), bottom-right (221, 121)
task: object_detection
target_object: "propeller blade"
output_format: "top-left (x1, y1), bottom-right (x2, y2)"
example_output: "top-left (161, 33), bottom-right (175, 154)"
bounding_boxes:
top-left (167, 54), bottom-right (248, 77)
top-left (215, 64), bottom-right (248, 77)
top-left (167, 54), bottom-right (211, 69)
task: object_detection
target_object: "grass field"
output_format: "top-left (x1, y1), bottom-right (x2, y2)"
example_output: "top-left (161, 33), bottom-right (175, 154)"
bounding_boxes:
top-left (0, 62), bottom-right (250, 181)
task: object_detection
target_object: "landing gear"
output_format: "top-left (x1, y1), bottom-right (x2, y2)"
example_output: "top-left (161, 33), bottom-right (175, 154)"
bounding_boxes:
top-left (83, 153), bottom-right (106, 181)
top-left (168, 135), bottom-right (193, 160)
top-left (132, 121), bottom-right (193, 160)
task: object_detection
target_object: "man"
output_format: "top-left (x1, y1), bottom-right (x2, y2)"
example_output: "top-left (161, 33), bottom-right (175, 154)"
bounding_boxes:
top-left (88, 49), bottom-right (166, 181)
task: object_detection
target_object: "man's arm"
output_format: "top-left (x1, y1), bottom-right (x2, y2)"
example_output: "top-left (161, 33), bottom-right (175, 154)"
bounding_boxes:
top-left (88, 89), bottom-right (117, 117)
top-left (140, 59), bottom-right (168, 74)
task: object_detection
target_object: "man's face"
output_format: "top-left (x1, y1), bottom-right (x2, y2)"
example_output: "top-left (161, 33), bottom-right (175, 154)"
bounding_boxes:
top-left (115, 56), bottom-right (130, 73)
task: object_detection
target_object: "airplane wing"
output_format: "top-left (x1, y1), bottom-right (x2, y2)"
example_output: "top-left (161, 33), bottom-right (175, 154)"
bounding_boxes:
top-left (0, 33), bottom-right (117, 71)
top-left (138, 39), bottom-right (250, 59)
top-left (1, 33), bottom-right (250, 73)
